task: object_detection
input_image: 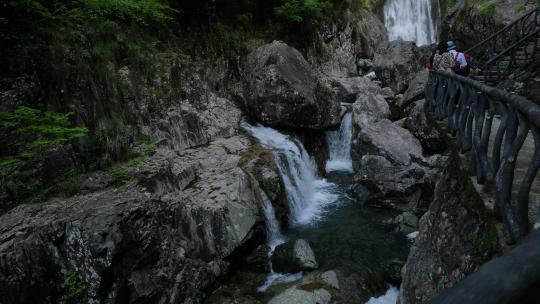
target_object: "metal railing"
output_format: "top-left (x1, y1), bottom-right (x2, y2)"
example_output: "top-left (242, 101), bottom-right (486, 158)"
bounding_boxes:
top-left (481, 27), bottom-right (540, 83)
top-left (426, 70), bottom-right (540, 242)
top-left (466, 6), bottom-right (540, 68)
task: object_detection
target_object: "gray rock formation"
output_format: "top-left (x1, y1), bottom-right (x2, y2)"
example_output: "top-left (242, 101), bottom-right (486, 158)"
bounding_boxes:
top-left (350, 155), bottom-right (440, 213)
top-left (401, 69), bottom-right (429, 110)
top-left (374, 41), bottom-right (425, 93)
top-left (0, 136), bottom-right (265, 304)
top-left (352, 119), bottom-right (423, 166)
top-left (398, 155), bottom-right (500, 304)
top-left (271, 239), bottom-right (318, 273)
top-left (268, 287), bottom-right (331, 304)
top-left (404, 100), bottom-right (447, 154)
top-left (243, 41), bottom-right (340, 130)
top-left (351, 91), bottom-right (391, 130)
top-left (331, 76), bottom-right (383, 103)
top-left (314, 11), bottom-right (388, 77)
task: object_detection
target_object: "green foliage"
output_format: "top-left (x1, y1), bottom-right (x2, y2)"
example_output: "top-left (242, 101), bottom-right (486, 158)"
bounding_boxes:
top-left (477, 3), bottom-right (497, 17)
top-left (0, 106), bottom-right (87, 165)
top-left (275, 0), bottom-right (331, 23)
top-left (59, 271), bottom-right (87, 304)
top-left (109, 166), bottom-right (131, 185)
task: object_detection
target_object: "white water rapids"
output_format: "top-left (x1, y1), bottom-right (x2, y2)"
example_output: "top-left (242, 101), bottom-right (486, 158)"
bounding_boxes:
top-left (244, 122), bottom-right (340, 291)
top-left (383, 0), bottom-right (437, 46)
top-left (244, 123), bottom-right (339, 227)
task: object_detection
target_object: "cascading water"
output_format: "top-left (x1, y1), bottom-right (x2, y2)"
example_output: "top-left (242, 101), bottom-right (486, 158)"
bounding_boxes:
top-left (383, 0), bottom-right (437, 46)
top-left (257, 189), bottom-right (302, 292)
top-left (325, 112), bottom-right (353, 173)
top-left (244, 123), bottom-right (339, 226)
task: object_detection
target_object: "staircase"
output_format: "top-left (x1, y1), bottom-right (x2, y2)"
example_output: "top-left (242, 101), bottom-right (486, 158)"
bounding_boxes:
top-left (465, 6), bottom-right (540, 85)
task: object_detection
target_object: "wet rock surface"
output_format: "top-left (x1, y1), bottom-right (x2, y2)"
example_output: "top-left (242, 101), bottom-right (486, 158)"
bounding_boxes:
top-left (271, 239), bottom-right (319, 273)
top-left (243, 41), bottom-right (340, 130)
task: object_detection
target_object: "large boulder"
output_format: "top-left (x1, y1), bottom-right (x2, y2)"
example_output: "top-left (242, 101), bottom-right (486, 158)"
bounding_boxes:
top-left (243, 41), bottom-right (340, 130)
top-left (404, 100), bottom-right (447, 154)
top-left (350, 155), bottom-right (440, 212)
top-left (398, 155), bottom-right (500, 304)
top-left (271, 239), bottom-right (318, 273)
top-left (352, 119), bottom-right (423, 166)
top-left (314, 10), bottom-right (388, 77)
top-left (352, 91), bottom-right (391, 130)
top-left (373, 41), bottom-right (425, 93)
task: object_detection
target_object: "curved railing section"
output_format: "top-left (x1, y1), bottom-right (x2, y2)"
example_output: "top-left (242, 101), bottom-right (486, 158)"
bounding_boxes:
top-left (426, 70), bottom-right (540, 242)
top-left (466, 6), bottom-right (540, 68)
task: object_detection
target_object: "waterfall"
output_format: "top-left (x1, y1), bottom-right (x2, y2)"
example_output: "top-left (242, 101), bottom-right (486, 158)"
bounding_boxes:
top-left (383, 0), bottom-right (437, 46)
top-left (243, 123), bottom-right (339, 226)
top-left (257, 189), bottom-right (302, 292)
top-left (325, 113), bottom-right (353, 173)
top-left (260, 189), bottom-right (285, 250)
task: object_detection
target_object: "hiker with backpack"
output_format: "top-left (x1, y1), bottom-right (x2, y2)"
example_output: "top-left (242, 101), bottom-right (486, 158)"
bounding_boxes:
top-left (432, 41), bottom-right (455, 71)
top-left (447, 40), bottom-right (471, 76)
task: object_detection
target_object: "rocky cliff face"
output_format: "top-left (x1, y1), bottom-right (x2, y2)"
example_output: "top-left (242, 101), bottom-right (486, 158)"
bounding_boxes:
top-left (311, 10), bottom-right (388, 77)
top-left (0, 135), bottom-right (268, 303)
top-left (398, 154), bottom-right (500, 304)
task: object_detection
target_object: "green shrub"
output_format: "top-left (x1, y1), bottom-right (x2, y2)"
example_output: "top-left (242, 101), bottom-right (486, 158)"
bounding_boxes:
top-left (59, 271), bottom-right (87, 304)
top-left (109, 166), bottom-right (131, 185)
top-left (0, 106), bottom-right (88, 167)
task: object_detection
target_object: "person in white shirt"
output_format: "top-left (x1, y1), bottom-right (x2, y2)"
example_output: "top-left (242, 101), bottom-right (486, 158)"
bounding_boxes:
top-left (447, 40), bottom-right (470, 76)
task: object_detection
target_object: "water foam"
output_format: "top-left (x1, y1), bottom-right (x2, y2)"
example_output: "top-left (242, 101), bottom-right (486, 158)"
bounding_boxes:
top-left (244, 122), bottom-right (339, 226)
top-left (365, 285), bottom-right (399, 304)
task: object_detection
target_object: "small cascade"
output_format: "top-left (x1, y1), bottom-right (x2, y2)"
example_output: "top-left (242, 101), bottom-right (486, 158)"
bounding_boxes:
top-left (244, 123), bottom-right (338, 226)
top-left (383, 0), bottom-right (437, 46)
top-left (257, 189), bottom-right (302, 292)
top-left (325, 112), bottom-right (353, 173)
top-left (260, 190), bottom-right (285, 250)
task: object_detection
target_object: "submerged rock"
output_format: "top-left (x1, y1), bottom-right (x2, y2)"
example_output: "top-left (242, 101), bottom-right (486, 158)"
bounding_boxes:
top-left (243, 41), bottom-right (340, 130)
top-left (374, 41), bottom-right (425, 93)
top-left (271, 239), bottom-right (318, 273)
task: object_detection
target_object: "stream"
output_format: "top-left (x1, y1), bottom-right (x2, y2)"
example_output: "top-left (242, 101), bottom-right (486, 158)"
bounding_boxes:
top-left (244, 111), bottom-right (408, 303)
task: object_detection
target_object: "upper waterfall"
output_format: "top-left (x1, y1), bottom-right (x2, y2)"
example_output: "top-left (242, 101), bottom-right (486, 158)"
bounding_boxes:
top-left (383, 0), bottom-right (437, 46)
